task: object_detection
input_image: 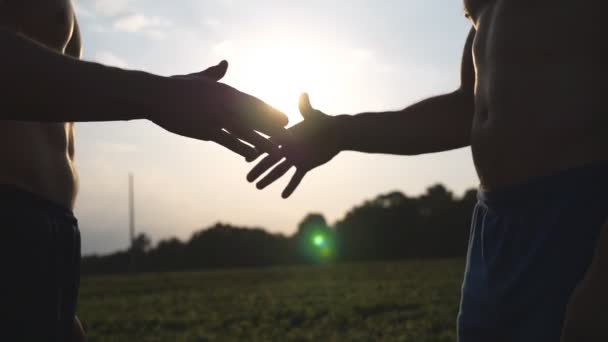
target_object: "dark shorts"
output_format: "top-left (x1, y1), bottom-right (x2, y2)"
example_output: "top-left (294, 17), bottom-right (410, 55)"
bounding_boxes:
top-left (457, 163), bottom-right (608, 342)
top-left (0, 185), bottom-right (80, 342)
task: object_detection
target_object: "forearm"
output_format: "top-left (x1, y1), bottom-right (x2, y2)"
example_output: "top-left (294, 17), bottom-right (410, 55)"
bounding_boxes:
top-left (0, 29), bottom-right (168, 122)
top-left (334, 90), bottom-right (473, 155)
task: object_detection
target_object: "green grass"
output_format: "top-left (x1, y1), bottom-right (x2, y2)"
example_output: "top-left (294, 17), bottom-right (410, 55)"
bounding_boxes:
top-left (79, 259), bottom-right (465, 341)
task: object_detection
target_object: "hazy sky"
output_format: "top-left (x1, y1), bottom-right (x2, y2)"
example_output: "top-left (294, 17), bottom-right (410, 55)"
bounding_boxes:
top-left (72, 0), bottom-right (476, 255)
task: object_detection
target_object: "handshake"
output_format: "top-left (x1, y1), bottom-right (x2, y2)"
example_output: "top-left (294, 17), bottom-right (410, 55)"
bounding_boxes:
top-left (156, 60), bottom-right (342, 198)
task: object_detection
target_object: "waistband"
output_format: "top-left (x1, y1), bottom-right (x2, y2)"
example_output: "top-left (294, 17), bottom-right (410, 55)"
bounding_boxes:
top-left (478, 161), bottom-right (608, 207)
top-left (0, 184), bottom-right (75, 220)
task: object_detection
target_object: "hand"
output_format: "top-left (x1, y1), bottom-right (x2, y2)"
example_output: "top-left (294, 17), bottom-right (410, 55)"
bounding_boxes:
top-left (247, 93), bottom-right (341, 198)
top-left (73, 316), bottom-right (86, 342)
top-left (152, 60), bottom-right (288, 161)
top-left (561, 220), bottom-right (608, 341)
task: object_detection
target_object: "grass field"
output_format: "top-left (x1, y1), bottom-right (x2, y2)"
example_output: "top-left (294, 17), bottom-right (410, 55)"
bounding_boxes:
top-left (78, 259), bottom-right (465, 341)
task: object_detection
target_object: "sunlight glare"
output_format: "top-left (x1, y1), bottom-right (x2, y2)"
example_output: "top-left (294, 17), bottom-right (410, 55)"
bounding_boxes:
top-left (235, 43), bottom-right (336, 125)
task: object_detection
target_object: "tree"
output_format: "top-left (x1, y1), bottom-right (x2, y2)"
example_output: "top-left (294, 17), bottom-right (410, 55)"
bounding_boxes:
top-left (294, 214), bottom-right (335, 263)
top-left (81, 184), bottom-right (479, 275)
top-left (131, 233), bottom-right (152, 253)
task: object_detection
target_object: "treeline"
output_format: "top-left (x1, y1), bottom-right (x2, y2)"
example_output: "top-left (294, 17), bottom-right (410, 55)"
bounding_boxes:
top-left (82, 184), bottom-right (478, 275)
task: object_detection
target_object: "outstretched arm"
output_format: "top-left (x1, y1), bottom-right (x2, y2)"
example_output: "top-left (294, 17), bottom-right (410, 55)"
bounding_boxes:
top-left (335, 28), bottom-right (475, 155)
top-left (0, 28), bottom-right (169, 122)
top-left (0, 28), bottom-right (287, 160)
top-left (249, 28), bottom-right (476, 197)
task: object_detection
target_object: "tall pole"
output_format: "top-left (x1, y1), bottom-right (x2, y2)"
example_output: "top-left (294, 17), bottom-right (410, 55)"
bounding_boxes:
top-left (129, 173), bottom-right (135, 272)
top-left (129, 173), bottom-right (135, 246)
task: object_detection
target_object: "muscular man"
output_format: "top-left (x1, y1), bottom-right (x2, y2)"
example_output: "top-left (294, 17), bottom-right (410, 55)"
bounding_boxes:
top-left (248, 1), bottom-right (608, 340)
top-left (0, 0), bottom-right (286, 340)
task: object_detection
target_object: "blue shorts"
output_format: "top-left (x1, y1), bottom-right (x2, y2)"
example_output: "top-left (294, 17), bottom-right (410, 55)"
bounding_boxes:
top-left (457, 163), bottom-right (608, 342)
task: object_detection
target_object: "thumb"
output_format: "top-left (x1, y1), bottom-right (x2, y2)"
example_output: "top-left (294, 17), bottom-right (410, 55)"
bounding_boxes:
top-left (298, 93), bottom-right (321, 120)
top-left (199, 60), bottom-right (229, 81)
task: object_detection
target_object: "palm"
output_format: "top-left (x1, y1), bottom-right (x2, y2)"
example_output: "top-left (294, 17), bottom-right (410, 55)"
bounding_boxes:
top-left (247, 93), bottom-right (339, 198)
top-left (288, 107), bottom-right (336, 169)
top-left (154, 60), bottom-right (285, 162)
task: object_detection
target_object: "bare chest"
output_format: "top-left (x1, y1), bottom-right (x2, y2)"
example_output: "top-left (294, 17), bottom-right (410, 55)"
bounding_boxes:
top-left (0, 0), bottom-right (74, 51)
top-left (468, 0), bottom-right (604, 65)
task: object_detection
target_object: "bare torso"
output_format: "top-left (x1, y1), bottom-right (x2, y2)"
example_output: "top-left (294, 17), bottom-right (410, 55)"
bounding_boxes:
top-left (0, 0), bottom-right (78, 209)
top-left (466, 0), bottom-right (607, 190)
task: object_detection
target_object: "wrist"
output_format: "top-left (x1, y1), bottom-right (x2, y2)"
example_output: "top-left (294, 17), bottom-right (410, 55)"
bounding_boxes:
top-left (83, 62), bottom-right (169, 122)
top-left (95, 65), bottom-right (173, 122)
top-left (135, 72), bottom-right (174, 122)
top-left (331, 114), bottom-right (354, 152)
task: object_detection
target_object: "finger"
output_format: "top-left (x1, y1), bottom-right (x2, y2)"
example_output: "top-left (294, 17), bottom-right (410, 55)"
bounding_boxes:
top-left (232, 95), bottom-right (289, 136)
top-left (282, 168), bottom-right (307, 198)
top-left (171, 61), bottom-right (228, 81)
top-left (299, 93), bottom-right (321, 120)
top-left (227, 125), bottom-right (277, 154)
top-left (263, 128), bottom-right (294, 149)
top-left (246, 149), bottom-right (264, 162)
top-left (199, 60), bottom-right (229, 81)
top-left (210, 130), bottom-right (258, 161)
top-left (247, 152), bottom-right (284, 182)
top-left (228, 115), bottom-right (293, 148)
top-left (256, 160), bottom-right (293, 190)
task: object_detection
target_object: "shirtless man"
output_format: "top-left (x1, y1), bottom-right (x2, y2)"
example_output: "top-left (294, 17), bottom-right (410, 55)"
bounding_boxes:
top-left (248, 1), bottom-right (608, 340)
top-left (0, 1), bottom-right (287, 340)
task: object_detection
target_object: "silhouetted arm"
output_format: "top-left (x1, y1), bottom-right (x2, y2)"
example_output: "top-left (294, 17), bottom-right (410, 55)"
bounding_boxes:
top-left (249, 28), bottom-right (476, 197)
top-left (0, 28), bottom-right (162, 122)
top-left (0, 28), bottom-right (288, 160)
top-left (73, 316), bottom-right (86, 342)
top-left (337, 28), bottom-right (475, 155)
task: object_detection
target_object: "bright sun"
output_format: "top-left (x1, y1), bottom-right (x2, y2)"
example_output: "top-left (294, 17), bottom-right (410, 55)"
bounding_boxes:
top-left (232, 43), bottom-right (339, 125)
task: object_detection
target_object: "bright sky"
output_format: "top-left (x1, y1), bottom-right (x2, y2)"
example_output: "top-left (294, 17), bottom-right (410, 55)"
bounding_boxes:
top-left (73, 0), bottom-right (477, 255)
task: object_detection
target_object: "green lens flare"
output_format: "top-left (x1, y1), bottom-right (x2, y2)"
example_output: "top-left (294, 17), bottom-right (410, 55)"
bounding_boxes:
top-left (301, 229), bottom-right (334, 263)
top-left (313, 234), bottom-right (325, 247)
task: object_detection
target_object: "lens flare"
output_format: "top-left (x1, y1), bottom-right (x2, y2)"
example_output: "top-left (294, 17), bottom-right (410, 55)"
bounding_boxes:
top-left (313, 234), bottom-right (325, 247)
top-left (299, 227), bottom-right (335, 263)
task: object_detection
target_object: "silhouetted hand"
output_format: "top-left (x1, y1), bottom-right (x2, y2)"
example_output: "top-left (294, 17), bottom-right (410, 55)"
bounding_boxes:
top-left (561, 220), bottom-right (608, 341)
top-left (73, 316), bottom-right (85, 342)
top-left (152, 60), bottom-right (288, 161)
top-left (247, 93), bottom-right (341, 198)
